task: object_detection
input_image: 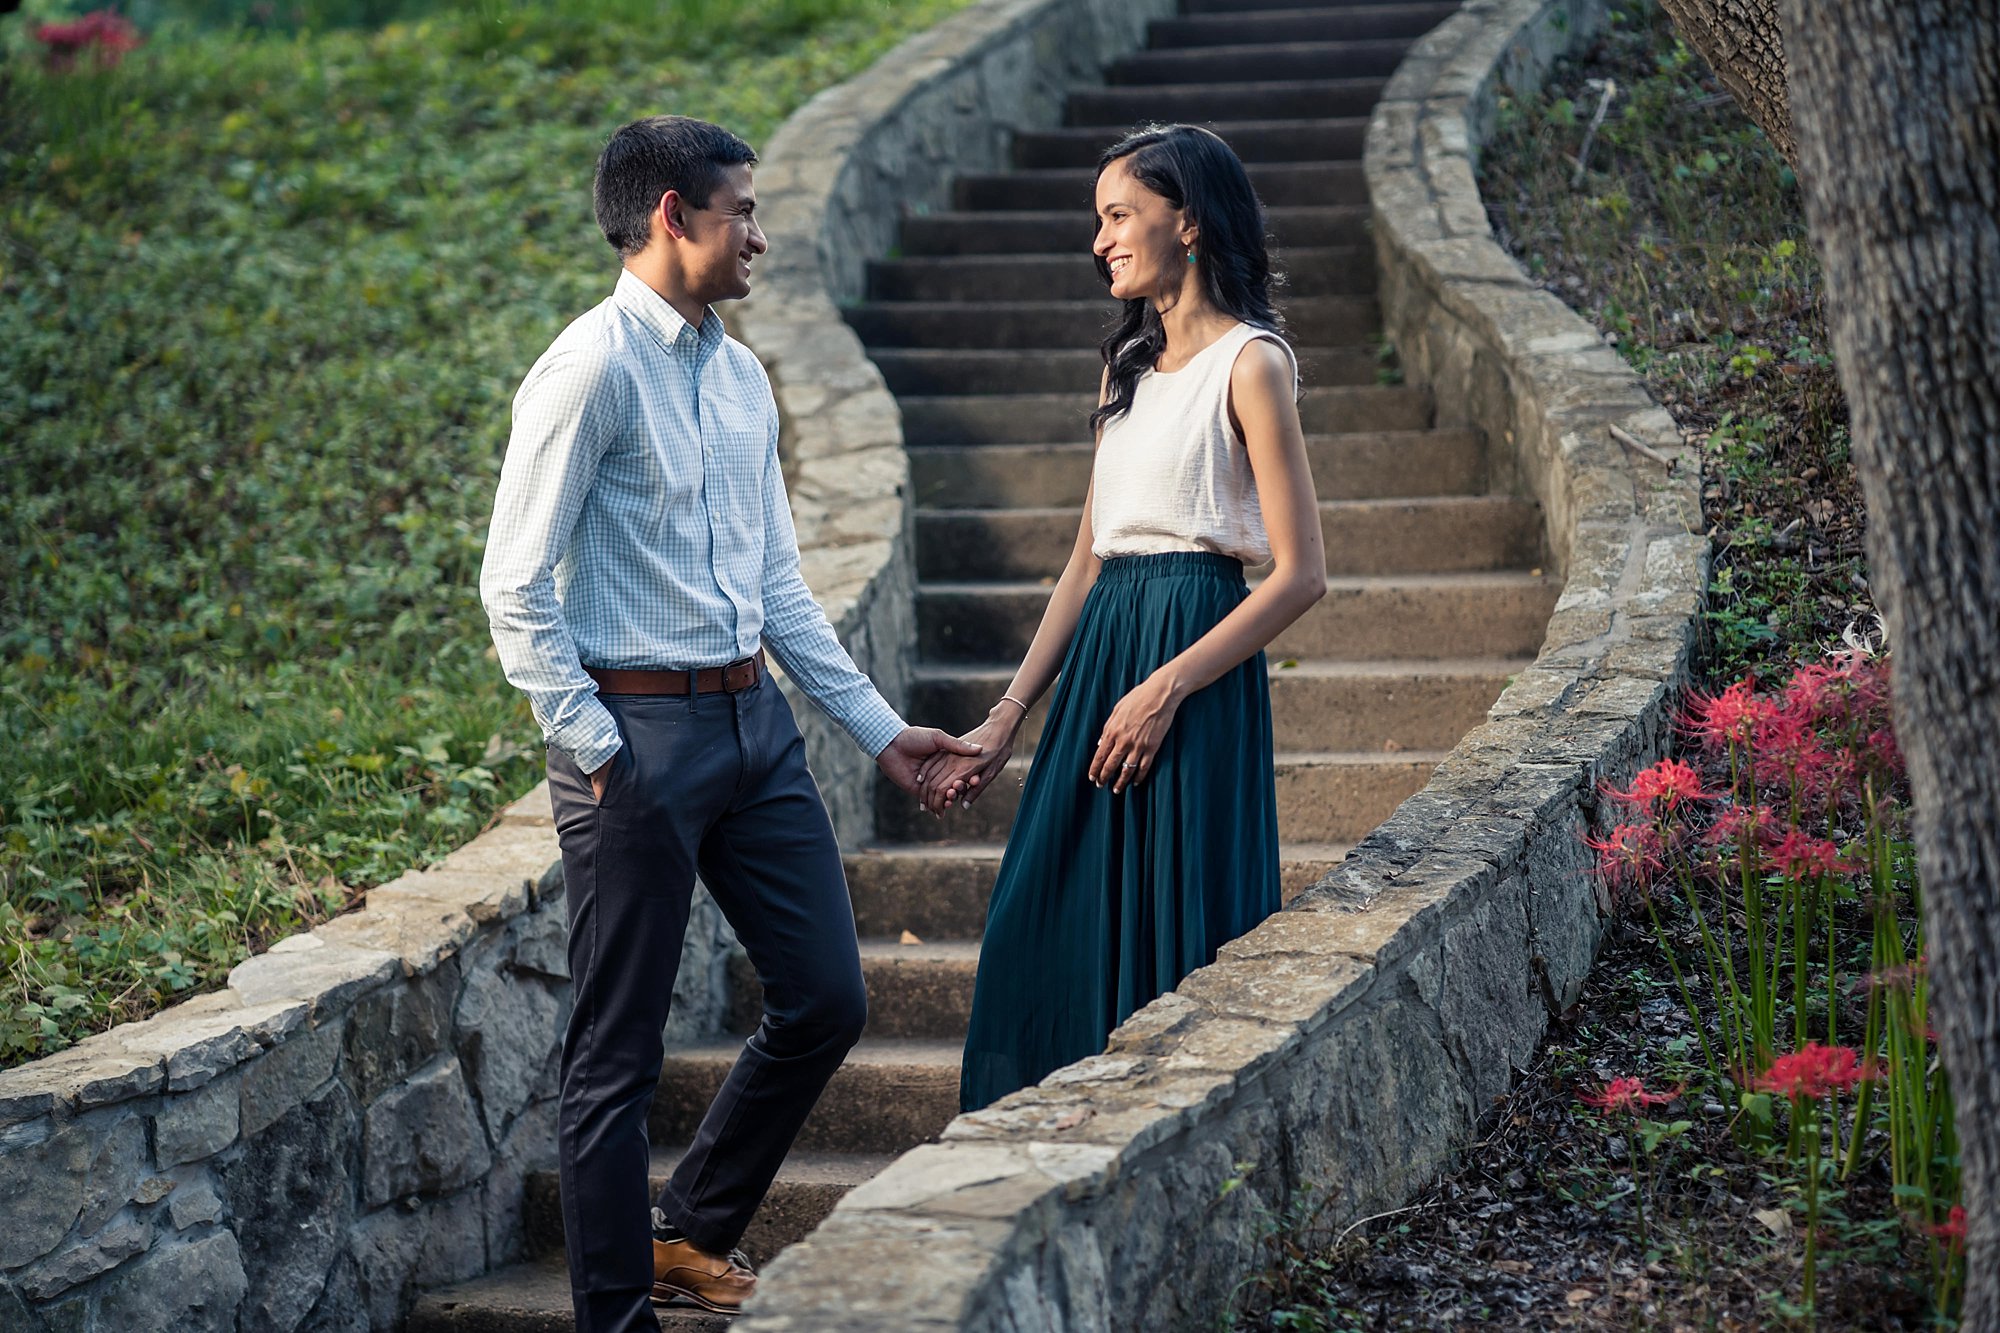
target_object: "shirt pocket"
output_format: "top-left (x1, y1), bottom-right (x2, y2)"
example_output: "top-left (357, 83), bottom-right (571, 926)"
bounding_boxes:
top-left (707, 423), bottom-right (770, 552)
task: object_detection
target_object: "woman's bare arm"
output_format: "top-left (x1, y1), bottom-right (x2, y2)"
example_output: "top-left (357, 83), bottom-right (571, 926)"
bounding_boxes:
top-left (916, 374), bottom-right (1110, 812)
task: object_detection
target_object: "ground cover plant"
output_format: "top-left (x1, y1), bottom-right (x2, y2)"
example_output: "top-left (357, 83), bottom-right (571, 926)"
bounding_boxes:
top-left (1228, 4), bottom-right (1958, 1328)
top-left (0, 0), bottom-right (971, 1064)
top-left (1480, 3), bottom-right (1866, 685)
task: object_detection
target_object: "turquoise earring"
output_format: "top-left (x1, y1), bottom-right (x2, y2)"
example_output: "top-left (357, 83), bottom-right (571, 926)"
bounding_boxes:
top-left (1186, 250), bottom-right (1197, 263)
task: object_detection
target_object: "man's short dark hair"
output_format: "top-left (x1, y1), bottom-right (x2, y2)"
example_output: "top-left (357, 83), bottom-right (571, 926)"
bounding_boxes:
top-left (593, 116), bottom-right (758, 257)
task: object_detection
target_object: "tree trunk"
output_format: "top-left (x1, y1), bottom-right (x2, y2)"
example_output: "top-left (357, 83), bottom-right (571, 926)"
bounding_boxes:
top-left (1775, 2), bottom-right (2000, 1325)
top-left (1655, 0), bottom-right (1795, 165)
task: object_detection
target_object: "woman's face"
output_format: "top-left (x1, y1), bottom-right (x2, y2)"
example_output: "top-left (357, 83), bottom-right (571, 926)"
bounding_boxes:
top-left (1093, 156), bottom-right (1193, 303)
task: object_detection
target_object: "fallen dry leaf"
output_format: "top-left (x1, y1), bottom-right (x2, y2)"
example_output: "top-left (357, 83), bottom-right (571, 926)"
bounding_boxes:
top-left (1565, 1287), bottom-right (1594, 1306)
top-left (1752, 1207), bottom-right (1792, 1236)
top-left (899, 929), bottom-right (923, 945)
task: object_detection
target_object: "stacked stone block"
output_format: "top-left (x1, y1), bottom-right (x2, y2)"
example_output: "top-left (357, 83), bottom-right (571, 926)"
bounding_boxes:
top-left (0, 787), bottom-right (572, 1332)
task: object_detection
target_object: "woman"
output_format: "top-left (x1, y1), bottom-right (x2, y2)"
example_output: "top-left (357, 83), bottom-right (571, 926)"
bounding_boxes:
top-left (916, 124), bottom-right (1328, 1113)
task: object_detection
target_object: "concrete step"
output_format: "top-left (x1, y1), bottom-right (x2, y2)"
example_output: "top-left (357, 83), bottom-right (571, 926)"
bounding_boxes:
top-left (846, 296), bottom-right (1379, 350)
top-left (907, 657), bottom-right (1521, 755)
top-left (1148, 4), bottom-right (1461, 47)
top-left (954, 161), bottom-right (1364, 210)
top-left (843, 842), bottom-right (1353, 941)
top-left (521, 1146), bottom-right (898, 1270)
top-left (409, 1253), bottom-right (727, 1332)
top-left (726, 940), bottom-right (981, 1041)
top-left (1066, 78), bottom-right (1387, 125)
top-left (1011, 118), bottom-right (1370, 168)
top-left (913, 496), bottom-right (1543, 580)
top-left (872, 344), bottom-right (1379, 396)
top-left (909, 428), bottom-right (1485, 507)
top-left (867, 246), bottom-right (1374, 301)
top-left (917, 571), bottom-right (1560, 663)
top-left (651, 1039), bottom-right (960, 1156)
top-left (896, 204), bottom-right (1369, 253)
top-left (895, 382), bottom-right (1422, 445)
top-left (1268, 659), bottom-right (1515, 750)
top-left (873, 750), bottom-right (1444, 845)
top-left (1107, 39), bottom-right (1413, 85)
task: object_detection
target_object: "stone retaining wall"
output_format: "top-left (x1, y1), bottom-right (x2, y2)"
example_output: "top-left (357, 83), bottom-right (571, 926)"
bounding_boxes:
top-left (735, 1), bottom-right (1710, 1329)
top-left (0, 786), bottom-right (569, 1332)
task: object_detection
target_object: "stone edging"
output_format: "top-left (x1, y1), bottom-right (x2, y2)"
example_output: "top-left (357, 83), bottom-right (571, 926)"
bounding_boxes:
top-left (0, 785), bottom-right (569, 1330)
top-left (737, 1), bottom-right (1710, 1329)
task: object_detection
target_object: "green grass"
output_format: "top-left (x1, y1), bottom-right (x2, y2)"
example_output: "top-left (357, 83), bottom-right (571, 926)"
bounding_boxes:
top-left (0, 0), bottom-right (972, 1064)
top-left (1479, 2), bottom-right (1868, 686)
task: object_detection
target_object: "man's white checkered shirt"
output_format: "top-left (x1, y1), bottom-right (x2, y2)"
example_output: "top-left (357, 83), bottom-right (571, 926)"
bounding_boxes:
top-left (480, 269), bottom-right (907, 773)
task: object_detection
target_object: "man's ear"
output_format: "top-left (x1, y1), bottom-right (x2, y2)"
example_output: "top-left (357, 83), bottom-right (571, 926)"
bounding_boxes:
top-left (657, 189), bottom-right (690, 242)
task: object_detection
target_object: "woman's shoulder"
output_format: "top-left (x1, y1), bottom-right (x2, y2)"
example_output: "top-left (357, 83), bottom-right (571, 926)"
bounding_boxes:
top-left (1227, 325), bottom-right (1298, 386)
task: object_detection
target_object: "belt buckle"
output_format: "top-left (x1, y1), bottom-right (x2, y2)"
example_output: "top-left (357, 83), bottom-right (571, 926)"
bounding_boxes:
top-left (721, 655), bottom-right (760, 692)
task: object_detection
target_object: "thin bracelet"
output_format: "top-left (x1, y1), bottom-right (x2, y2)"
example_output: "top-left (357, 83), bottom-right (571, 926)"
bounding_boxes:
top-left (997, 694), bottom-right (1030, 716)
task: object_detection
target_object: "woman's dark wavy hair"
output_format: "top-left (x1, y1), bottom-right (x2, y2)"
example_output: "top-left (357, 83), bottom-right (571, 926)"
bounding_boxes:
top-left (1090, 124), bottom-right (1284, 434)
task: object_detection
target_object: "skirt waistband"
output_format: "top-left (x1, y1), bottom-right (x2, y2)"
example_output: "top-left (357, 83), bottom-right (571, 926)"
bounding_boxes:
top-left (1094, 551), bottom-right (1246, 586)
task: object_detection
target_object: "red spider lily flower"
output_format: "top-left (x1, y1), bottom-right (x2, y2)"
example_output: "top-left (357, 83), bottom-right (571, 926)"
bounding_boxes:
top-left (1755, 1043), bottom-right (1871, 1100)
top-left (1769, 829), bottom-right (1856, 880)
top-left (1783, 662), bottom-right (1842, 726)
top-left (1930, 1205), bottom-right (1966, 1249)
top-left (1836, 652), bottom-right (1893, 724)
top-left (1815, 747), bottom-right (1860, 796)
top-left (1683, 678), bottom-right (1776, 752)
top-left (33, 10), bottom-right (142, 69)
top-left (1584, 823), bottom-right (1666, 888)
top-left (1752, 709), bottom-right (1831, 791)
top-left (1705, 802), bottom-right (1780, 853)
top-left (1580, 1076), bottom-right (1684, 1114)
top-left (1601, 758), bottom-right (1718, 815)
top-left (1864, 726), bottom-right (1905, 779)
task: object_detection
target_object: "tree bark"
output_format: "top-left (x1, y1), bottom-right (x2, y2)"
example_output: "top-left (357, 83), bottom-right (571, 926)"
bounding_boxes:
top-left (1655, 0), bottom-right (1795, 164)
top-left (1774, 2), bottom-right (2000, 1324)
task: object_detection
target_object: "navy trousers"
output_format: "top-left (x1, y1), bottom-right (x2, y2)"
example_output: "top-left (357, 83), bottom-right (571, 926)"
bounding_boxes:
top-left (545, 676), bottom-right (866, 1333)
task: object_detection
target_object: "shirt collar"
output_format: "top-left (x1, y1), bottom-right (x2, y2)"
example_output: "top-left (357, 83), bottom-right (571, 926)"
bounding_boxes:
top-left (614, 268), bottom-right (723, 369)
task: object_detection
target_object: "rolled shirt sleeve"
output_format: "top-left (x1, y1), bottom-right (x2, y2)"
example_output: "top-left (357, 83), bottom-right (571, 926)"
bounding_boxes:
top-left (756, 420), bottom-right (908, 757)
top-left (479, 345), bottom-right (627, 774)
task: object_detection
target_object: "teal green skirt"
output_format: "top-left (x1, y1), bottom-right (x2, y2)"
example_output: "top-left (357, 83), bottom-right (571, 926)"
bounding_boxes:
top-left (959, 551), bottom-right (1281, 1113)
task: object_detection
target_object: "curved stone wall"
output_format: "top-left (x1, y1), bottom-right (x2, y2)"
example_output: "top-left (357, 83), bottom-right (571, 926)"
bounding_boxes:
top-left (736, 0), bottom-right (1709, 1328)
top-left (0, 786), bottom-right (569, 1331)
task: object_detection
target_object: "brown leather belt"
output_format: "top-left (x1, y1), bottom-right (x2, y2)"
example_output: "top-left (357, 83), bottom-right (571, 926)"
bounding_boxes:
top-left (586, 650), bottom-right (765, 696)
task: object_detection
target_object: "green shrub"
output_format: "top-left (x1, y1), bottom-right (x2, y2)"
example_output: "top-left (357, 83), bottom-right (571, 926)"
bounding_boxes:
top-left (0, 0), bottom-right (970, 1064)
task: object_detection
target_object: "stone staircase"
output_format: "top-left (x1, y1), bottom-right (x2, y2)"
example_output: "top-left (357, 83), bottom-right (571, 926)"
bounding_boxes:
top-left (408, 1), bottom-right (1556, 1327)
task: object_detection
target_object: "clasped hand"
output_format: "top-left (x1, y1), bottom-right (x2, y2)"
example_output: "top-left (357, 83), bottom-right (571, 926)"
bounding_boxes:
top-left (915, 673), bottom-right (1181, 815)
top-left (915, 713), bottom-right (1018, 816)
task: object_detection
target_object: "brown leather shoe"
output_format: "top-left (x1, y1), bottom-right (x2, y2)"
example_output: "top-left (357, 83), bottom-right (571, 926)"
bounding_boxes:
top-left (651, 1237), bottom-right (757, 1315)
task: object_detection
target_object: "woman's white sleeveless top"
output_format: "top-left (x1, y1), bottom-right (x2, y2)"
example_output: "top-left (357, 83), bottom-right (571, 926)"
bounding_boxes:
top-left (1090, 321), bottom-right (1297, 566)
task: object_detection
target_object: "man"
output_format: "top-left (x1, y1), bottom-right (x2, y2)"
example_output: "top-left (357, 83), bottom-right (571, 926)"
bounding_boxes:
top-left (480, 115), bottom-right (978, 1331)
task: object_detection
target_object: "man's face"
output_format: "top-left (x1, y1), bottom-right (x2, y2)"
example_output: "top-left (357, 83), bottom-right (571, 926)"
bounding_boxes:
top-left (672, 163), bottom-right (767, 305)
